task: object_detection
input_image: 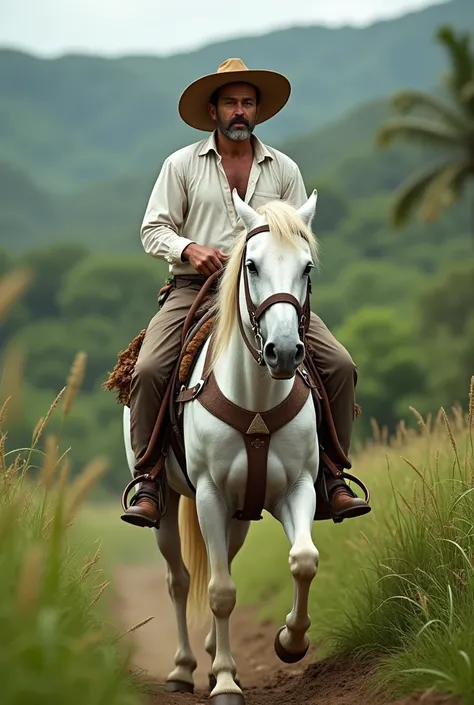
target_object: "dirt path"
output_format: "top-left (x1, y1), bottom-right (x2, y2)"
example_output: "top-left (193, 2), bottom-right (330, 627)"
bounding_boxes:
top-left (112, 563), bottom-right (458, 705)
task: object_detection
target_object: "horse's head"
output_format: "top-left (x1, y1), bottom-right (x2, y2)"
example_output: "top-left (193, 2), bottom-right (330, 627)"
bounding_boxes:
top-left (232, 189), bottom-right (318, 379)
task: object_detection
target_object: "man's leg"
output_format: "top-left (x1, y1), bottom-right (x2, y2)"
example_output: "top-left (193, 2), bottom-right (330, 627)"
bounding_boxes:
top-left (306, 312), bottom-right (371, 520)
top-left (122, 280), bottom-right (202, 528)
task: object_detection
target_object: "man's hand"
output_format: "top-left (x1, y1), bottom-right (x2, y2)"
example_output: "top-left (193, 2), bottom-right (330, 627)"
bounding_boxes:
top-left (182, 243), bottom-right (228, 275)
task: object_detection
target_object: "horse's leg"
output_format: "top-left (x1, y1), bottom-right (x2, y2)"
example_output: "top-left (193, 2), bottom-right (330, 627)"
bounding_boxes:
top-left (273, 473), bottom-right (319, 663)
top-left (206, 518), bottom-right (250, 693)
top-left (153, 487), bottom-right (197, 692)
top-left (195, 481), bottom-right (243, 702)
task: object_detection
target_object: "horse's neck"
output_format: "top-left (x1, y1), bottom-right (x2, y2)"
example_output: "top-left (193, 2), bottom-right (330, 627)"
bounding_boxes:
top-left (213, 328), bottom-right (293, 412)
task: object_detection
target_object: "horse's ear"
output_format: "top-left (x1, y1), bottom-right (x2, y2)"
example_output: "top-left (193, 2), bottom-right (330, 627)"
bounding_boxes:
top-left (232, 189), bottom-right (265, 233)
top-left (297, 189), bottom-right (318, 228)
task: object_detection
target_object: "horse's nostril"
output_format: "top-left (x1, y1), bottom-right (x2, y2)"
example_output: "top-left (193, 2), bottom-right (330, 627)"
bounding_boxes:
top-left (295, 343), bottom-right (305, 364)
top-left (264, 342), bottom-right (278, 365)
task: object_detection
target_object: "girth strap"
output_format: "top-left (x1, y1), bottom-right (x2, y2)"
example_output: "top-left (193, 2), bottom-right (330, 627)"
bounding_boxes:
top-left (196, 368), bottom-right (310, 521)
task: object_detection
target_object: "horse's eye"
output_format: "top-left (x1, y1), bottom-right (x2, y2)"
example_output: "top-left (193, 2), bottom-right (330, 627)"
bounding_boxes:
top-left (303, 262), bottom-right (314, 276)
top-left (246, 260), bottom-right (258, 274)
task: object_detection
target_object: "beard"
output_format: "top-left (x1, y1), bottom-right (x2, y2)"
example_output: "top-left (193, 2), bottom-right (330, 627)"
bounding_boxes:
top-left (217, 115), bottom-right (255, 141)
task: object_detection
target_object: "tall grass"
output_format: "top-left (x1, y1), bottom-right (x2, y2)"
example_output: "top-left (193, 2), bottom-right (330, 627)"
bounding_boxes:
top-left (232, 381), bottom-right (474, 703)
top-left (0, 270), bottom-right (147, 705)
top-left (329, 387), bottom-right (474, 703)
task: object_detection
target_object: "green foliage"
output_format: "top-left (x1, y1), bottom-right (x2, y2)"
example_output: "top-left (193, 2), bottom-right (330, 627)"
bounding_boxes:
top-left (376, 25), bottom-right (474, 228)
top-left (58, 254), bottom-right (165, 323)
top-left (329, 407), bottom-right (474, 704)
top-left (20, 243), bottom-right (90, 320)
top-left (0, 274), bottom-right (142, 704)
top-left (0, 0), bottom-right (472, 192)
top-left (0, 17), bottom-right (472, 495)
top-left (336, 307), bottom-right (426, 432)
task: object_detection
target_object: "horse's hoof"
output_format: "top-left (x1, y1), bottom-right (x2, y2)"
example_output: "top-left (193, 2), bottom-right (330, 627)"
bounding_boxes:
top-left (274, 626), bottom-right (309, 664)
top-left (165, 679), bottom-right (194, 693)
top-left (210, 694), bottom-right (245, 705)
top-left (209, 674), bottom-right (242, 692)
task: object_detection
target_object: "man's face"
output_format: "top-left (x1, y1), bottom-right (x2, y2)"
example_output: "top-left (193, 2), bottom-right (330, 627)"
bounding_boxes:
top-left (209, 83), bottom-right (258, 141)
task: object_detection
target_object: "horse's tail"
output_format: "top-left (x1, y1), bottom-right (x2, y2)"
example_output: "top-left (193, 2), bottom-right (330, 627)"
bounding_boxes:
top-left (178, 495), bottom-right (209, 624)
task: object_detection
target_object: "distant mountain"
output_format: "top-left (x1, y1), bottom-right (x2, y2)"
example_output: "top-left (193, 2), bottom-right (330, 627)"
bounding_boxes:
top-left (0, 0), bottom-right (471, 191)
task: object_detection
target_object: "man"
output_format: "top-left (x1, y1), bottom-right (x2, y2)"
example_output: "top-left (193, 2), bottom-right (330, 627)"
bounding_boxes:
top-left (121, 58), bottom-right (371, 528)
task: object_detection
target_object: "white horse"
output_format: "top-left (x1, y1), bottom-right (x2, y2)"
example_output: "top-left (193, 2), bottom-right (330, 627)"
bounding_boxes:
top-left (123, 189), bottom-right (320, 705)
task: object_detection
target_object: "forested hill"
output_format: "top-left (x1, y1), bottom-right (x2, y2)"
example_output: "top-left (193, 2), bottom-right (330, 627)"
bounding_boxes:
top-left (0, 0), bottom-right (472, 191)
top-left (0, 94), bottom-right (468, 255)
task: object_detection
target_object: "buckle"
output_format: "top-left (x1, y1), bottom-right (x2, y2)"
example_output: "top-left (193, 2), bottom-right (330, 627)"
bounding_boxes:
top-left (192, 379), bottom-right (205, 398)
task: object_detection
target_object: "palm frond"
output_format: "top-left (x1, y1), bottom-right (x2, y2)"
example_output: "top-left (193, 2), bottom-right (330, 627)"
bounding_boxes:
top-left (390, 160), bottom-right (454, 228)
top-left (376, 117), bottom-right (463, 149)
top-left (390, 90), bottom-right (471, 133)
top-left (419, 161), bottom-right (470, 222)
top-left (437, 26), bottom-right (473, 86)
top-left (461, 81), bottom-right (474, 104)
top-left (437, 26), bottom-right (474, 116)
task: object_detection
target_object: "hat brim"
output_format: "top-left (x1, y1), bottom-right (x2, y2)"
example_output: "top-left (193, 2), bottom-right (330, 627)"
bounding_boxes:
top-left (178, 69), bottom-right (291, 132)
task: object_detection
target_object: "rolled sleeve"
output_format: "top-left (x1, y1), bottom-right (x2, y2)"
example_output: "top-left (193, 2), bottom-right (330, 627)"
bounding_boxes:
top-left (140, 159), bottom-right (195, 264)
top-left (282, 163), bottom-right (308, 208)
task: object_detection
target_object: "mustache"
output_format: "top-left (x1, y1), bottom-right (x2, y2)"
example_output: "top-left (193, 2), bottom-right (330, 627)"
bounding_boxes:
top-left (229, 116), bottom-right (251, 129)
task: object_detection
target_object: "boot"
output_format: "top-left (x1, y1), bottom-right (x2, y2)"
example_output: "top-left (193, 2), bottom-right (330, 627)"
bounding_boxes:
top-left (121, 476), bottom-right (166, 529)
top-left (325, 471), bottom-right (371, 520)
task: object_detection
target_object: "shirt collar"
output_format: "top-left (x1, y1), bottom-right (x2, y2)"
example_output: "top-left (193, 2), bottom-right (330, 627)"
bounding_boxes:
top-left (198, 131), bottom-right (273, 163)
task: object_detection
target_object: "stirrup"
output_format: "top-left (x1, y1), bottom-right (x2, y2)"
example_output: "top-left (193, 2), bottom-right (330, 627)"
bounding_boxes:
top-left (338, 471), bottom-right (371, 505)
top-left (121, 473), bottom-right (152, 512)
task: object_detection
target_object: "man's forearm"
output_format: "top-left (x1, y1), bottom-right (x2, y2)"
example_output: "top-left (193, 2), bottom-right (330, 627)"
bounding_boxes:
top-left (140, 222), bottom-right (195, 265)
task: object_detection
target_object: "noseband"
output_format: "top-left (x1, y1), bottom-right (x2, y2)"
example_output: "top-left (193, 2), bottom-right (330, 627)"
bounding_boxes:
top-left (237, 224), bottom-right (312, 366)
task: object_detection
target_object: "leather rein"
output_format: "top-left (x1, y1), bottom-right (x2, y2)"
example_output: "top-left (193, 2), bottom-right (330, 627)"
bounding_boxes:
top-left (236, 224), bottom-right (312, 366)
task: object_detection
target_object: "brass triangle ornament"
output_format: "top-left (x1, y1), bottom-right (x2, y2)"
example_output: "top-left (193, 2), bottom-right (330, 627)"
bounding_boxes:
top-left (246, 413), bottom-right (270, 435)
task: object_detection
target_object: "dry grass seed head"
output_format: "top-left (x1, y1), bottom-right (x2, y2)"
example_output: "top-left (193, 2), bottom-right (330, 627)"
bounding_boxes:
top-left (0, 269), bottom-right (32, 323)
top-left (113, 616), bottom-right (155, 643)
top-left (409, 406), bottom-right (427, 435)
top-left (0, 340), bottom-right (25, 422)
top-left (370, 418), bottom-right (381, 443)
top-left (17, 544), bottom-right (44, 614)
top-left (32, 387), bottom-right (66, 447)
top-left (66, 457), bottom-right (108, 521)
top-left (40, 434), bottom-right (59, 490)
top-left (63, 351), bottom-right (87, 417)
top-left (90, 580), bottom-right (110, 605)
top-left (80, 544), bottom-right (102, 582)
top-left (469, 375), bottom-right (474, 430)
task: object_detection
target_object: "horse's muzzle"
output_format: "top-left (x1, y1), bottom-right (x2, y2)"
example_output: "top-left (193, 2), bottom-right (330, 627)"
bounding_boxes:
top-left (264, 340), bottom-right (305, 378)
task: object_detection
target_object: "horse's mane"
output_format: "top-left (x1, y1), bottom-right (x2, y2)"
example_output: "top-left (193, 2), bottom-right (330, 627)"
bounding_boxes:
top-left (209, 199), bottom-right (319, 369)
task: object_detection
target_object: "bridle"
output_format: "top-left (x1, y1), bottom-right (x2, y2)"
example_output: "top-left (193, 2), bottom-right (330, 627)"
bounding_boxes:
top-left (236, 224), bottom-right (312, 366)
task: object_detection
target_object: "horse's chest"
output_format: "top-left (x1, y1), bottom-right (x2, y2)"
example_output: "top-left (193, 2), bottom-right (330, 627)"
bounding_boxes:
top-left (186, 406), bottom-right (317, 492)
top-left (222, 159), bottom-right (252, 201)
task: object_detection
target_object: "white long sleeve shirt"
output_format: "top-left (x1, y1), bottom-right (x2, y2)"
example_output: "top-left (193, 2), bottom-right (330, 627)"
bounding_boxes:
top-left (140, 130), bottom-right (308, 275)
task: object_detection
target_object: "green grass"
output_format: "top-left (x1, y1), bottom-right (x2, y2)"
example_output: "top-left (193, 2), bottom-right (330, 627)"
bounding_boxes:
top-left (73, 503), bottom-right (159, 568)
top-left (0, 420), bottom-right (147, 705)
top-left (0, 271), bottom-right (146, 705)
top-left (232, 391), bottom-right (474, 703)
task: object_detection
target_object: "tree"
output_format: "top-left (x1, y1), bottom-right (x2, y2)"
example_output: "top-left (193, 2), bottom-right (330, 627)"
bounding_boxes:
top-left (336, 306), bottom-right (426, 434)
top-left (20, 243), bottom-right (90, 320)
top-left (375, 26), bottom-right (474, 230)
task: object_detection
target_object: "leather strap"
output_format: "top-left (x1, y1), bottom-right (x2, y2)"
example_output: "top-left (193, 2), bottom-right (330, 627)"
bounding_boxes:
top-left (134, 271), bottom-right (220, 474)
top-left (180, 269), bottom-right (221, 347)
top-left (303, 348), bottom-right (352, 473)
top-left (255, 292), bottom-right (303, 322)
top-left (237, 224), bottom-right (312, 365)
top-left (196, 364), bottom-right (310, 520)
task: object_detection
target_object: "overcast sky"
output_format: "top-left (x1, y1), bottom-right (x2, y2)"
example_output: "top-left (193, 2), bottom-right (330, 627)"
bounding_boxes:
top-left (1, 0), bottom-right (445, 57)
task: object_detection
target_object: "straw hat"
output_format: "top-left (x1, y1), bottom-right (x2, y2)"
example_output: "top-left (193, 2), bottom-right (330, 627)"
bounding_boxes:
top-left (178, 58), bottom-right (291, 131)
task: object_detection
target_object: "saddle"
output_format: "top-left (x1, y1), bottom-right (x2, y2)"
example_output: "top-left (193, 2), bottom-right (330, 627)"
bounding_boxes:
top-left (115, 226), bottom-right (369, 524)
